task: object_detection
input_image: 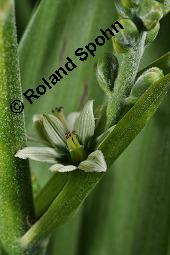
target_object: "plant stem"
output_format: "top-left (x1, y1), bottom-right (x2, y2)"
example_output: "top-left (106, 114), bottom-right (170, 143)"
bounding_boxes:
top-left (0, 1), bottom-right (34, 254)
top-left (35, 173), bottom-right (68, 219)
top-left (106, 32), bottom-right (147, 128)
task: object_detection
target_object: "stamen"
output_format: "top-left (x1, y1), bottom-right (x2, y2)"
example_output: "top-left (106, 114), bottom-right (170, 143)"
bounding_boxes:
top-left (65, 131), bottom-right (72, 139)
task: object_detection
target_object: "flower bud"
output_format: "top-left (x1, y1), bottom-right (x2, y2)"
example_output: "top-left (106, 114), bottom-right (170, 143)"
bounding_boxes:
top-left (96, 53), bottom-right (118, 96)
top-left (145, 22), bottom-right (160, 46)
top-left (137, 0), bottom-right (163, 30)
top-left (161, 0), bottom-right (170, 15)
top-left (126, 67), bottom-right (164, 104)
top-left (154, 0), bottom-right (170, 15)
top-left (115, 0), bottom-right (140, 18)
top-left (119, 0), bottom-right (141, 8)
top-left (112, 18), bottom-right (139, 54)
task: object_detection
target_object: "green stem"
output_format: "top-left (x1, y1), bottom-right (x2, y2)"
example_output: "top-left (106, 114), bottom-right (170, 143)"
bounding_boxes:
top-left (35, 173), bottom-right (68, 219)
top-left (0, 1), bottom-right (34, 254)
top-left (106, 32), bottom-right (147, 128)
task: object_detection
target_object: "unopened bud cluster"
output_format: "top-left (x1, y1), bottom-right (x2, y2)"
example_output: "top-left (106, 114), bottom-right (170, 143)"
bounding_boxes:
top-left (116, 0), bottom-right (165, 29)
top-left (96, 0), bottom-right (167, 127)
top-left (112, 0), bottom-right (166, 52)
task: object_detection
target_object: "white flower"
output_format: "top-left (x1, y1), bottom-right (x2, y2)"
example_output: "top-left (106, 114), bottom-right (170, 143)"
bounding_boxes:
top-left (15, 101), bottom-right (107, 173)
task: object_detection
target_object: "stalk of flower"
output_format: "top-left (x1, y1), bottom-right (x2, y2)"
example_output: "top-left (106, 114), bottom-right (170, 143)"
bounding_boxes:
top-left (15, 101), bottom-right (107, 173)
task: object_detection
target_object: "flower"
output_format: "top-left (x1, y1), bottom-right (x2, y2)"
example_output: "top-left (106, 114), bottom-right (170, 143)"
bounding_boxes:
top-left (15, 101), bottom-right (107, 173)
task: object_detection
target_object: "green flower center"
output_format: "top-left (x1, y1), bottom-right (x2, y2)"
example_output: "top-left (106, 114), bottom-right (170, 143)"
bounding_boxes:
top-left (66, 132), bottom-right (86, 165)
top-left (52, 107), bottom-right (87, 165)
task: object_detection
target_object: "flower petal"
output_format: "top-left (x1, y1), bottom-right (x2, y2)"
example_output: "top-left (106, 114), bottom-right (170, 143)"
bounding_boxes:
top-left (43, 115), bottom-right (66, 147)
top-left (15, 147), bottom-right (60, 163)
top-left (33, 114), bottom-right (50, 144)
top-left (49, 164), bottom-right (77, 172)
top-left (74, 101), bottom-right (95, 145)
top-left (67, 112), bottom-right (80, 130)
top-left (78, 150), bottom-right (107, 172)
top-left (26, 134), bottom-right (49, 146)
top-left (45, 114), bottom-right (67, 141)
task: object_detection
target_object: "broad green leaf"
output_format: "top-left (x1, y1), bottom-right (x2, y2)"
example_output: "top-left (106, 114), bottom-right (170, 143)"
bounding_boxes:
top-left (15, 0), bottom-right (32, 38)
top-left (0, 1), bottom-right (34, 254)
top-left (35, 173), bottom-right (68, 218)
top-left (20, 73), bottom-right (170, 250)
top-left (76, 168), bottom-right (116, 255)
top-left (46, 210), bottom-right (82, 255)
top-left (141, 51), bottom-right (170, 75)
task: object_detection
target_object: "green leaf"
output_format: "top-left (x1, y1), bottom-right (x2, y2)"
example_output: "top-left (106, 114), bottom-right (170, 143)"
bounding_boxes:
top-left (141, 51), bottom-right (170, 75)
top-left (20, 73), bottom-right (170, 250)
top-left (76, 167), bottom-right (116, 255)
top-left (35, 173), bottom-right (68, 218)
top-left (0, 1), bottom-right (34, 254)
top-left (15, 0), bottom-right (32, 38)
